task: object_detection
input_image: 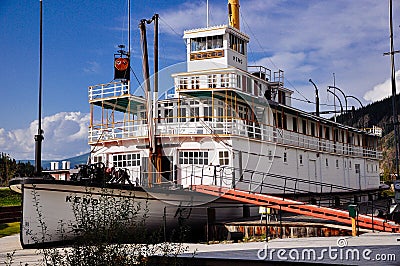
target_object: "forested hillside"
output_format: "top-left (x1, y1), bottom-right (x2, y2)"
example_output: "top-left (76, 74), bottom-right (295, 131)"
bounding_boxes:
top-left (337, 94), bottom-right (400, 181)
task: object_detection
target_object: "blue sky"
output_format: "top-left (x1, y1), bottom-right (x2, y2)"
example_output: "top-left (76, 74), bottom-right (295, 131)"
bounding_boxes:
top-left (0, 0), bottom-right (399, 160)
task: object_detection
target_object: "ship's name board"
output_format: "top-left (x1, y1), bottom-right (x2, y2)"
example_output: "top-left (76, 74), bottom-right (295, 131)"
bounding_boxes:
top-left (66, 195), bottom-right (99, 205)
top-left (190, 50), bottom-right (224, 61)
top-left (232, 55), bottom-right (243, 64)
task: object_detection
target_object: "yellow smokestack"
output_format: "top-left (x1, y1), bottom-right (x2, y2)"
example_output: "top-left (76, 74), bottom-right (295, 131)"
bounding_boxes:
top-left (228, 0), bottom-right (240, 30)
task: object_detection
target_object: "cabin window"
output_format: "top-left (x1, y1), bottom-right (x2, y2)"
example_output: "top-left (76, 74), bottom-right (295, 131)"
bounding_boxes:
top-left (236, 74), bottom-right (242, 89)
top-left (277, 113), bottom-right (282, 128)
top-left (349, 160), bottom-right (352, 169)
top-left (310, 122), bottom-right (315, 137)
top-left (355, 164), bottom-right (360, 174)
top-left (254, 80), bottom-right (259, 96)
top-left (113, 153), bottom-right (140, 168)
top-left (191, 35), bottom-right (223, 51)
top-left (336, 159), bottom-right (339, 168)
top-left (190, 106), bottom-right (200, 122)
top-left (179, 107), bottom-right (186, 122)
top-left (208, 75), bottom-right (217, 88)
top-left (325, 127), bottom-right (330, 140)
top-left (326, 158), bottom-right (329, 167)
top-left (164, 108), bottom-right (174, 123)
top-left (278, 91), bottom-right (286, 105)
top-left (319, 125), bottom-right (323, 138)
top-left (93, 156), bottom-right (103, 163)
top-left (219, 151), bottom-right (230, 165)
top-left (299, 154), bottom-right (303, 165)
top-left (179, 151), bottom-right (209, 165)
top-left (302, 120), bottom-right (307, 135)
top-left (283, 152), bottom-right (287, 163)
top-left (178, 77), bottom-right (188, 90)
top-left (292, 117), bottom-right (298, 132)
top-left (191, 76), bottom-right (200, 89)
top-left (203, 106), bottom-right (212, 121)
top-left (246, 77), bottom-right (252, 93)
top-left (229, 33), bottom-right (246, 55)
top-left (221, 74), bottom-right (229, 88)
top-left (283, 114), bottom-right (287, 130)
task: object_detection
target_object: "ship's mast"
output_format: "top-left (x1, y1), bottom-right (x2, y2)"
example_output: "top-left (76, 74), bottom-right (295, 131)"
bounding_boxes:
top-left (35, 0), bottom-right (44, 176)
top-left (389, 0), bottom-right (399, 178)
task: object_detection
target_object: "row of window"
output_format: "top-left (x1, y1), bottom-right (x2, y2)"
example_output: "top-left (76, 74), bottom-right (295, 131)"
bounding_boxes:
top-left (274, 112), bottom-right (373, 147)
top-left (282, 152), bottom-right (377, 172)
top-left (113, 153), bottom-right (141, 167)
top-left (190, 35), bottom-right (223, 52)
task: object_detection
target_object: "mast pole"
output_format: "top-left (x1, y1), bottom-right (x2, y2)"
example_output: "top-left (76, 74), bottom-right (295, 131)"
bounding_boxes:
top-left (207, 0), bottom-right (209, 27)
top-left (128, 0), bottom-right (131, 92)
top-left (389, 0), bottom-right (399, 179)
top-left (139, 19), bottom-right (154, 186)
top-left (35, 0), bottom-right (44, 176)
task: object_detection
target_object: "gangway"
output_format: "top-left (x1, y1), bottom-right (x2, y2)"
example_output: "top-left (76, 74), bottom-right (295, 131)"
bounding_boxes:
top-left (193, 185), bottom-right (400, 233)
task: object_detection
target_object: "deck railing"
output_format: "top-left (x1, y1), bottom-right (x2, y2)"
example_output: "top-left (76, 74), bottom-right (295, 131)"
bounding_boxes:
top-left (88, 82), bottom-right (129, 100)
top-left (88, 117), bottom-right (382, 159)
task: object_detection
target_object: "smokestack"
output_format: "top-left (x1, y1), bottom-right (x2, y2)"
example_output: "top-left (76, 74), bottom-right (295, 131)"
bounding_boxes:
top-left (228, 0), bottom-right (240, 30)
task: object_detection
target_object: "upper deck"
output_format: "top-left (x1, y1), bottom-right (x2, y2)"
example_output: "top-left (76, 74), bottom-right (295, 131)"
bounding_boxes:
top-left (87, 81), bottom-right (381, 160)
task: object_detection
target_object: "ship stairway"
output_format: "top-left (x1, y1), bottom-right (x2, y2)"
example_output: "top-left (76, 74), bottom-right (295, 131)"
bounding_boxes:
top-left (192, 185), bottom-right (400, 233)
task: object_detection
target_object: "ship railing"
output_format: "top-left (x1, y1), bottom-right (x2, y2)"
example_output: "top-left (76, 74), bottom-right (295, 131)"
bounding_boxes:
top-left (88, 81), bottom-right (129, 100)
top-left (182, 164), bottom-right (359, 204)
top-left (88, 120), bottom-right (148, 142)
top-left (88, 116), bottom-right (382, 159)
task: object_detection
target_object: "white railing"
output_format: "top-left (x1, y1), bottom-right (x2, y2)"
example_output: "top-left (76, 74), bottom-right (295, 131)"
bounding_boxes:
top-left (88, 118), bottom-right (382, 159)
top-left (88, 82), bottom-right (129, 100)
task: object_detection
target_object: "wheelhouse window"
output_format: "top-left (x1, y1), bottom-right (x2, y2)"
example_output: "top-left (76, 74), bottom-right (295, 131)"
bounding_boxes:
top-left (229, 33), bottom-right (246, 55)
top-left (179, 151), bottom-right (209, 165)
top-left (191, 35), bottom-right (223, 52)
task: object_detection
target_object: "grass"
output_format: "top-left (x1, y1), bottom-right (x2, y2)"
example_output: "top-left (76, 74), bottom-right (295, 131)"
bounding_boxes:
top-left (0, 222), bottom-right (20, 238)
top-left (0, 188), bottom-right (21, 207)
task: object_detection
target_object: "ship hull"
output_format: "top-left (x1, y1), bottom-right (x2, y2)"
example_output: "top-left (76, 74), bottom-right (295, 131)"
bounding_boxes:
top-left (10, 178), bottom-right (246, 248)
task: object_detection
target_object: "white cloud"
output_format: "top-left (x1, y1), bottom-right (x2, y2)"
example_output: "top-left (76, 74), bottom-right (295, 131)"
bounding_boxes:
top-left (363, 70), bottom-right (400, 102)
top-left (83, 61), bottom-right (100, 73)
top-left (0, 112), bottom-right (90, 160)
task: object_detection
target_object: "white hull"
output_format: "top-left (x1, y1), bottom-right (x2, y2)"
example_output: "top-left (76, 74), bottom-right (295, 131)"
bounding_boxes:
top-left (15, 180), bottom-right (247, 248)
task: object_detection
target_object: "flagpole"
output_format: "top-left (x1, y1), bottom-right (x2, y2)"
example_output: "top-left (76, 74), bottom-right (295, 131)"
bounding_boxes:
top-left (35, 0), bottom-right (44, 176)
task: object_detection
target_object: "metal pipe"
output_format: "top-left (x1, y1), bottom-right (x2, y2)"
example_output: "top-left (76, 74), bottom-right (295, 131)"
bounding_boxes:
top-left (309, 79), bottom-right (319, 117)
top-left (327, 88), bottom-right (343, 118)
top-left (328, 86), bottom-right (347, 114)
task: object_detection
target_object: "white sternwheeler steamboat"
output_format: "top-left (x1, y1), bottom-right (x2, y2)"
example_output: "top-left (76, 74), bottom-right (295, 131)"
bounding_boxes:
top-left (11, 0), bottom-right (399, 248)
